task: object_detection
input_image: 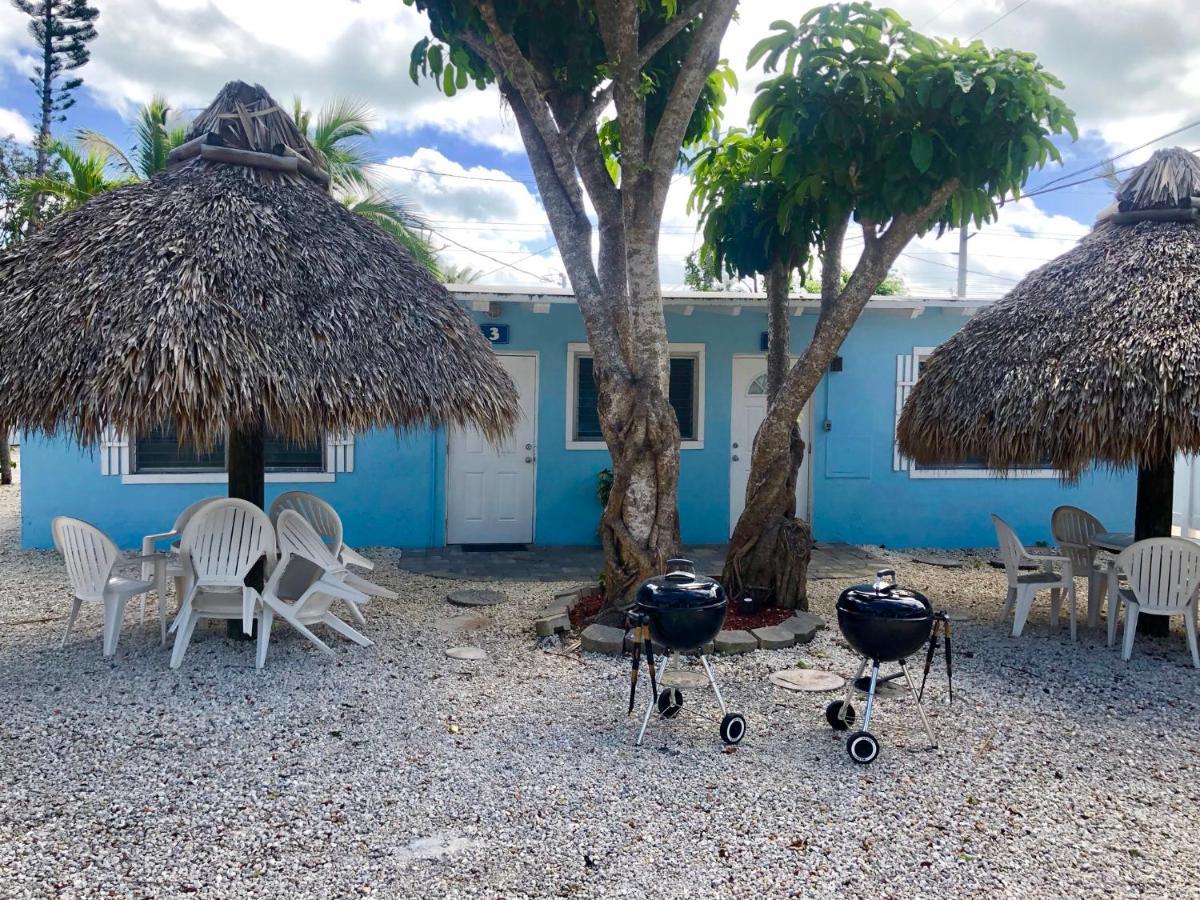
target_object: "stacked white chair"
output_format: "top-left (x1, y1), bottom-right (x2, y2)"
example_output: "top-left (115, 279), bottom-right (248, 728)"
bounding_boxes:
top-left (1107, 538), bottom-right (1200, 668)
top-left (267, 491), bottom-right (397, 622)
top-left (169, 499), bottom-right (277, 669)
top-left (52, 516), bottom-right (155, 656)
top-left (1051, 505), bottom-right (1108, 628)
top-left (256, 510), bottom-right (375, 668)
top-left (140, 495), bottom-right (221, 623)
top-left (992, 514), bottom-right (1077, 640)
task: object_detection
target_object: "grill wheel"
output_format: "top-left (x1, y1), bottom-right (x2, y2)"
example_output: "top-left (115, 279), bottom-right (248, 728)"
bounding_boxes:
top-left (846, 730), bottom-right (880, 764)
top-left (825, 700), bottom-right (856, 732)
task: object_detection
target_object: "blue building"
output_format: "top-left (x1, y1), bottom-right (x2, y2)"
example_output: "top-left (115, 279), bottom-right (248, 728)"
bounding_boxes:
top-left (19, 286), bottom-right (1135, 550)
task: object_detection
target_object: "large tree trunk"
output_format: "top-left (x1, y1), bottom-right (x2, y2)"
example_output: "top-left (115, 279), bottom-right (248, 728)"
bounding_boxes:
top-left (1135, 456), bottom-right (1174, 637)
top-left (722, 259), bottom-right (811, 607)
top-left (0, 433), bottom-right (10, 485)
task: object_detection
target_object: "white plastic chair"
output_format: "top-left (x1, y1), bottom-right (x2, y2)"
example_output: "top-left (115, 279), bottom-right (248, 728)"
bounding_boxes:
top-left (169, 499), bottom-right (277, 669)
top-left (992, 514), bottom-right (1076, 640)
top-left (1051, 505), bottom-right (1108, 628)
top-left (141, 495), bottom-right (221, 603)
top-left (53, 516), bottom-right (154, 657)
top-left (267, 491), bottom-right (396, 621)
top-left (1107, 538), bottom-right (1200, 668)
top-left (268, 490), bottom-right (377, 571)
top-left (255, 510), bottom-right (374, 668)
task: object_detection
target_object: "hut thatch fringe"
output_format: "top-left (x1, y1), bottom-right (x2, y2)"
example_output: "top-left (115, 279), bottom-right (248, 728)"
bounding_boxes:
top-left (897, 176), bottom-right (1200, 480)
top-left (0, 81), bottom-right (518, 449)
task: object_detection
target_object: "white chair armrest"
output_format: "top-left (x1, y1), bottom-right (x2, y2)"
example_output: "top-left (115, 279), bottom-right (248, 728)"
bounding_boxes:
top-left (340, 545), bottom-right (374, 571)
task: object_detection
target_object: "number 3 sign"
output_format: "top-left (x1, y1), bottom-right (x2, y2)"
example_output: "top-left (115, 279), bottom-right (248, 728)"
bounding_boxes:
top-left (480, 324), bottom-right (510, 345)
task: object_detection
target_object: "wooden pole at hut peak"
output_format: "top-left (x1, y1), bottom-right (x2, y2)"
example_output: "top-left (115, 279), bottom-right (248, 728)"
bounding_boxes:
top-left (226, 415), bottom-right (265, 638)
top-left (1134, 456), bottom-right (1174, 637)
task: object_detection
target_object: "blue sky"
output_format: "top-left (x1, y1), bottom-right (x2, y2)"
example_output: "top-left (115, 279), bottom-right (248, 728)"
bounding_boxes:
top-left (0, 0), bottom-right (1195, 296)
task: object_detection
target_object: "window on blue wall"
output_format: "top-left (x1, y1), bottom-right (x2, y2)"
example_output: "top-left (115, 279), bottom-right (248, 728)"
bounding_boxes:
top-left (133, 422), bottom-right (324, 473)
top-left (571, 350), bottom-right (702, 444)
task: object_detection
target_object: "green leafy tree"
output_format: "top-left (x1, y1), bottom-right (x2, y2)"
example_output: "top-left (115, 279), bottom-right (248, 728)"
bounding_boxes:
top-left (77, 94), bottom-right (187, 179)
top-left (17, 139), bottom-right (124, 211)
top-left (692, 3), bottom-right (1075, 607)
top-left (439, 262), bottom-right (484, 284)
top-left (290, 98), bottom-right (438, 274)
top-left (405, 0), bottom-right (739, 604)
top-left (10, 0), bottom-right (99, 175)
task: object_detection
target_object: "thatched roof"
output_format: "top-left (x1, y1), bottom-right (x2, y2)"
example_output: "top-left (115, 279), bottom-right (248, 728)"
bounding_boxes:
top-left (897, 147), bottom-right (1200, 479)
top-left (0, 80), bottom-right (518, 447)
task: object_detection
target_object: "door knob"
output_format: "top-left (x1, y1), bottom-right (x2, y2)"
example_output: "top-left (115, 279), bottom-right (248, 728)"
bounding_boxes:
top-left (525, 443), bottom-right (533, 450)
top-left (731, 454), bottom-right (740, 461)
top-left (732, 442), bottom-right (739, 449)
top-left (525, 456), bottom-right (534, 463)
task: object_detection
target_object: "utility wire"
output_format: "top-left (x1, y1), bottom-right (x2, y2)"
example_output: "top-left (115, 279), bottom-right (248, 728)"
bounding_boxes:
top-left (430, 227), bottom-right (557, 282)
top-left (969, 0), bottom-right (1033, 39)
top-left (1026, 123), bottom-right (1200, 193)
top-left (918, 0), bottom-right (964, 30)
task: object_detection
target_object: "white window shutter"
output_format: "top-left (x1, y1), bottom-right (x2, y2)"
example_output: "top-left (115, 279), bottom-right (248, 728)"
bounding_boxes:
top-left (326, 432), bottom-right (355, 473)
top-left (893, 354), bottom-right (917, 472)
top-left (100, 425), bottom-right (130, 476)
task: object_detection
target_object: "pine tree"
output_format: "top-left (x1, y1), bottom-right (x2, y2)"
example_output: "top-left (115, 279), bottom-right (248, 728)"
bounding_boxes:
top-left (10, 0), bottom-right (99, 175)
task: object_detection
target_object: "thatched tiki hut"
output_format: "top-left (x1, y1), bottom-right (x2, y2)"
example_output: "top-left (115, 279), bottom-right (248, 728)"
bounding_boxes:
top-left (898, 147), bottom-right (1200, 570)
top-left (0, 81), bottom-right (517, 522)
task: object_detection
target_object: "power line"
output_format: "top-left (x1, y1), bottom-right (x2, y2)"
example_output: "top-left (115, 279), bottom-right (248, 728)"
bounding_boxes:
top-left (1026, 124), bottom-right (1200, 194)
top-left (899, 251), bottom-right (1022, 282)
top-left (378, 160), bottom-right (539, 186)
top-left (969, 0), bottom-right (1034, 39)
top-left (918, 0), bottom-right (964, 30)
top-left (477, 242), bottom-right (559, 279)
top-left (429, 227), bottom-right (557, 282)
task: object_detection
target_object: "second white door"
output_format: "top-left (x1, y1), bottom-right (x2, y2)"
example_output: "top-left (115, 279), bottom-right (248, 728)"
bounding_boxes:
top-left (446, 354), bottom-right (537, 544)
top-left (729, 357), bottom-right (812, 537)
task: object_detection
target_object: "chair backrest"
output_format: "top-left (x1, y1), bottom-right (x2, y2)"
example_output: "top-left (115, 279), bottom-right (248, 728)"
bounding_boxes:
top-left (268, 491), bottom-right (343, 557)
top-left (276, 509), bottom-right (340, 571)
top-left (1115, 538), bottom-right (1200, 614)
top-left (1051, 505), bottom-right (1105, 571)
top-left (181, 499), bottom-right (276, 588)
top-left (52, 516), bottom-right (120, 601)
top-left (173, 495), bottom-right (223, 533)
top-left (991, 514), bottom-right (1026, 586)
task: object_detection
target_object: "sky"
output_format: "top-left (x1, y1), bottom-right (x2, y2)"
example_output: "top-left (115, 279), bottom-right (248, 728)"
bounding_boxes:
top-left (0, 0), bottom-right (1195, 297)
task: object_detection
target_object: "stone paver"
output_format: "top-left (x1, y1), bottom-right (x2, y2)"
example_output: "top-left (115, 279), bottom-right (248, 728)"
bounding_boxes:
top-left (778, 611), bottom-right (826, 644)
top-left (750, 626), bottom-right (795, 650)
top-left (445, 646), bottom-right (487, 660)
top-left (768, 668), bottom-right (845, 692)
top-left (659, 670), bottom-right (709, 689)
top-left (713, 630), bottom-right (757, 655)
top-left (447, 588), bottom-right (507, 607)
top-left (435, 615), bottom-right (491, 634)
top-left (580, 623), bottom-right (625, 654)
top-left (534, 613), bottom-right (570, 637)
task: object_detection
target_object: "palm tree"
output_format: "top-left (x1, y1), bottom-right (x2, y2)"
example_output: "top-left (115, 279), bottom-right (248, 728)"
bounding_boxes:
top-left (18, 140), bottom-right (124, 212)
top-left (77, 94), bottom-right (188, 180)
top-left (291, 97), bottom-right (439, 275)
top-left (438, 262), bottom-right (484, 284)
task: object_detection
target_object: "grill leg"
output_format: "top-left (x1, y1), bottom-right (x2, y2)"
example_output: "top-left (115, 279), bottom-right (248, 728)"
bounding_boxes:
top-left (635, 654), bottom-right (669, 747)
top-left (699, 654), bottom-right (727, 716)
top-left (861, 660), bottom-right (882, 732)
top-left (899, 658), bottom-right (938, 749)
top-left (839, 658), bottom-right (868, 725)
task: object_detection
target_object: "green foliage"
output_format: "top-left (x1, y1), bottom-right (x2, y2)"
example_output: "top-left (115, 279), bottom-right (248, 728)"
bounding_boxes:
top-left (77, 94), bottom-right (188, 180)
top-left (801, 268), bottom-right (904, 294)
top-left (17, 139), bottom-right (127, 214)
top-left (748, 3), bottom-right (1076, 233)
top-left (596, 467), bottom-right (613, 508)
top-left (0, 136), bottom-right (39, 245)
top-left (404, 1), bottom-right (730, 172)
top-left (683, 250), bottom-right (720, 291)
top-left (439, 262), bottom-right (484, 284)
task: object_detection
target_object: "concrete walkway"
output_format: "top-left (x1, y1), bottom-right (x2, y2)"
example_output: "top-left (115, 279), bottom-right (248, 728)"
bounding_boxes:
top-left (397, 541), bottom-right (889, 583)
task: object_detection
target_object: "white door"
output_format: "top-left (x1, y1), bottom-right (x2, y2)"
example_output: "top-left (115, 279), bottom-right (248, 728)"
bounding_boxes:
top-left (729, 357), bottom-right (811, 537)
top-left (446, 354), bottom-right (537, 544)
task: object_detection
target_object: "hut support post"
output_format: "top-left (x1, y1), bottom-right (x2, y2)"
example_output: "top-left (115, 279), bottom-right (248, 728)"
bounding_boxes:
top-left (227, 419), bottom-right (265, 638)
top-left (1134, 457), bottom-right (1174, 636)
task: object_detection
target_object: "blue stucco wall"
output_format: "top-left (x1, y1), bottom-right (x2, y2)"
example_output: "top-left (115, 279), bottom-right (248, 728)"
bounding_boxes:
top-left (20, 300), bottom-right (1135, 550)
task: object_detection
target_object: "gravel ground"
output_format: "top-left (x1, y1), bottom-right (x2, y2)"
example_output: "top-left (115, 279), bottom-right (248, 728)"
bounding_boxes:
top-left (2, 485), bottom-right (1200, 899)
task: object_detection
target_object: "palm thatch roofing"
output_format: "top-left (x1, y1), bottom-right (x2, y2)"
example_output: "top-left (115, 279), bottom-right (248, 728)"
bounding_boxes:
top-left (0, 80), bottom-right (518, 448)
top-left (897, 147), bottom-right (1200, 479)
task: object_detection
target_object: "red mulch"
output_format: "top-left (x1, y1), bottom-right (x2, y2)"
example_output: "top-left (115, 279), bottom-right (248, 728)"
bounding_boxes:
top-left (569, 589), bottom-right (792, 633)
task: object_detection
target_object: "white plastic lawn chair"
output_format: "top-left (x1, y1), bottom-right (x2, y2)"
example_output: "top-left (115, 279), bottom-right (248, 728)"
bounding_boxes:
top-left (141, 495), bottom-right (221, 605)
top-left (268, 491), bottom-right (377, 570)
top-left (53, 516), bottom-right (155, 656)
top-left (992, 514), bottom-right (1076, 640)
top-left (255, 510), bottom-right (374, 668)
top-left (169, 499), bottom-right (277, 669)
top-left (1051, 505), bottom-right (1108, 628)
top-left (267, 491), bottom-right (397, 621)
top-left (1107, 538), bottom-right (1200, 668)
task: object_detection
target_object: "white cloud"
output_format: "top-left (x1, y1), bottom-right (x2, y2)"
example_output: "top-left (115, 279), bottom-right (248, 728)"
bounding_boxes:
top-left (375, 148), bottom-right (564, 286)
top-left (0, 106), bottom-right (32, 143)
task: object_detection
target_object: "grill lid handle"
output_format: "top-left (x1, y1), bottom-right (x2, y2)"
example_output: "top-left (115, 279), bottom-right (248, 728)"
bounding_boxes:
top-left (872, 569), bottom-right (896, 591)
top-left (665, 558), bottom-right (696, 581)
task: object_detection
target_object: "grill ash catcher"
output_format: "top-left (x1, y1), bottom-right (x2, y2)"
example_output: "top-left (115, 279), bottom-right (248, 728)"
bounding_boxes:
top-left (825, 569), bottom-right (953, 764)
top-left (625, 559), bottom-right (746, 747)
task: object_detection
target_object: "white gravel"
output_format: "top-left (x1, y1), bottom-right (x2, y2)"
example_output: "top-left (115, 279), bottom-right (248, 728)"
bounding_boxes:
top-left (2, 484), bottom-right (1200, 898)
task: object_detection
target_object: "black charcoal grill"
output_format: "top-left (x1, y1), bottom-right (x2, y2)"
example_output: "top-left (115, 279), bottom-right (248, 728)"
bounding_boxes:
top-left (624, 559), bottom-right (746, 746)
top-left (824, 569), bottom-right (952, 764)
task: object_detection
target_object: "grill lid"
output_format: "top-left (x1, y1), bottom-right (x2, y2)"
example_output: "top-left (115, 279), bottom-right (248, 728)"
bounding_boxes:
top-left (635, 558), bottom-right (727, 611)
top-left (837, 569), bottom-right (931, 620)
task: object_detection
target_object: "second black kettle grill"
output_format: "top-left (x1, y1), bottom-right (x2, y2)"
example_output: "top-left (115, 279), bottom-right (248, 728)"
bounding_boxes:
top-left (824, 569), bottom-right (953, 764)
top-left (625, 559), bottom-right (746, 747)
